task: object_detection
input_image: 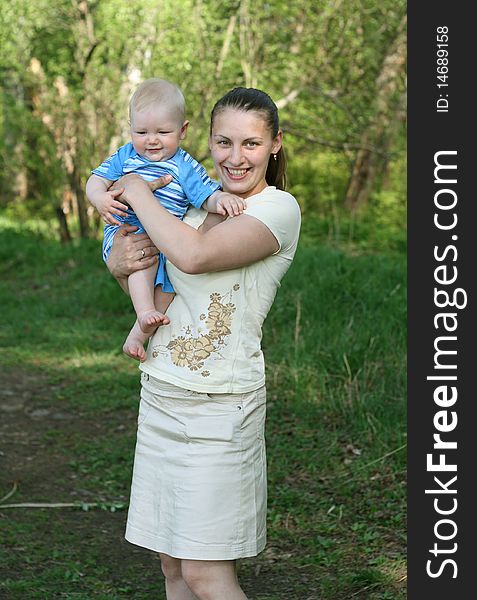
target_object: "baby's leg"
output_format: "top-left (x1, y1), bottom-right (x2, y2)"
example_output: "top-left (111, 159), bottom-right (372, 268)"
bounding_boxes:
top-left (154, 286), bottom-right (175, 315)
top-left (128, 264), bottom-right (168, 334)
top-left (123, 287), bottom-right (174, 362)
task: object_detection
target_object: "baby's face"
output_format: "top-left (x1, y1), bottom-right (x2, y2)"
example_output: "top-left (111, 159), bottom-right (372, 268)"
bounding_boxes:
top-left (131, 104), bottom-right (188, 162)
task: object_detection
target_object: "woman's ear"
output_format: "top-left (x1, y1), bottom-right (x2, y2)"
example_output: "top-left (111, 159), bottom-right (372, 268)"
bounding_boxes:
top-left (271, 130), bottom-right (283, 155)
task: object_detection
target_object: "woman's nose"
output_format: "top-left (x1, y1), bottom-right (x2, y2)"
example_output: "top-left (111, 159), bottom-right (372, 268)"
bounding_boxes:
top-left (229, 144), bottom-right (244, 165)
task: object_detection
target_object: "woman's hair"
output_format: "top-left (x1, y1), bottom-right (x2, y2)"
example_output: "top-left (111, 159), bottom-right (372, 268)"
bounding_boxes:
top-left (210, 87), bottom-right (287, 190)
top-left (129, 78), bottom-right (186, 124)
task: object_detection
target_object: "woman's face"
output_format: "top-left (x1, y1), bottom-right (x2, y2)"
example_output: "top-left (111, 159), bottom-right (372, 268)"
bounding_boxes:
top-left (209, 108), bottom-right (282, 199)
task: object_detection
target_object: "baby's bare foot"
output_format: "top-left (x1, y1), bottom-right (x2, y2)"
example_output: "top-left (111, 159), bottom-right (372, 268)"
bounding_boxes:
top-left (123, 337), bottom-right (147, 362)
top-left (137, 310), bottom-right (169, 335)
top-left (123, 319), bottom-right (150, 362)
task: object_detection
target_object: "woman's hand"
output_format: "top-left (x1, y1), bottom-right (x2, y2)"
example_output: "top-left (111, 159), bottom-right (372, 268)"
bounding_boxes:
top-left (107, 225), bottom-right (158, 280)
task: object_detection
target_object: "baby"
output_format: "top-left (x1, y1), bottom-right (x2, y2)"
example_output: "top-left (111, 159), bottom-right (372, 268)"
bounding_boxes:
top-left (86, 78), bottom-right (244, 361)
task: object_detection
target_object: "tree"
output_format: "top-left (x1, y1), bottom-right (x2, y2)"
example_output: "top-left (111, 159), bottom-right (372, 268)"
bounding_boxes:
top-left (1, 0), bottom-right (407, 238)
top-left (344, 13), bottom-right (406, 211)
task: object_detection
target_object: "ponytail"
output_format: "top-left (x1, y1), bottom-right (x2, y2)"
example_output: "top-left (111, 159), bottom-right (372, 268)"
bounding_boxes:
top-left (266, 146), bottom-right (287, 191)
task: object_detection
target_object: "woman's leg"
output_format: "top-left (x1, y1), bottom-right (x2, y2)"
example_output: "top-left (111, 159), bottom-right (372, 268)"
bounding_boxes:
top-left (181, 560), bottom-right (248, 600)
top-left (160, 554), bottom-right (198, 600)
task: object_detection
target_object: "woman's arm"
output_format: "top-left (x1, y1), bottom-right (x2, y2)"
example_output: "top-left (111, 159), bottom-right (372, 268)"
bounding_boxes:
top-left (116, 174), bottom-right (279, 274)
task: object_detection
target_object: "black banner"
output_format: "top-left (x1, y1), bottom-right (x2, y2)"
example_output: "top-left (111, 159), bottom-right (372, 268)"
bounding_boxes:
top-left (408, 3), bottom-right (475, 598)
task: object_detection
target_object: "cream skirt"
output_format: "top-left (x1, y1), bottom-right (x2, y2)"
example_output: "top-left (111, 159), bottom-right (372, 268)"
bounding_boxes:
top-left (125, 372), bottom-right (267, 560)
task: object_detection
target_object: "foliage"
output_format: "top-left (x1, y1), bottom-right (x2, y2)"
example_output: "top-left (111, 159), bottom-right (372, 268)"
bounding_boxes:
top-left (295, 152), bottom-right (406, 253)
top-left (0, 0), bottom-right (406, 240)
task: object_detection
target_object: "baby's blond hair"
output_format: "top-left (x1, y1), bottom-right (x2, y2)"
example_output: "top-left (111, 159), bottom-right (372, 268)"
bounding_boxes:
top-left (129, 78), bottom-right (186, 124)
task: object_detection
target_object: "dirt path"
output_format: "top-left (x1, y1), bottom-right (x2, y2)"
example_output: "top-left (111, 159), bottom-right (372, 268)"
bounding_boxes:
top-left (0, 369), bottom-right (318, 599)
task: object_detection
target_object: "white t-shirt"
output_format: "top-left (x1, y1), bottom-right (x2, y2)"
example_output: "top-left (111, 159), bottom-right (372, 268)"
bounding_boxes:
top-left (140, 186), bottom-right (301, 393)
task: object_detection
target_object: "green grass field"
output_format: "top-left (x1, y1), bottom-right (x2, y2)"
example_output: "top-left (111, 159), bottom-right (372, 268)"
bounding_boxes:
top-left (0, 216), bottom-right (406, 599)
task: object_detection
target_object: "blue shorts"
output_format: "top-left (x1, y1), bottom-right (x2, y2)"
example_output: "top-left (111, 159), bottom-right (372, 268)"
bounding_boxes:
top-left (102, 214), bottom-right (174, 294)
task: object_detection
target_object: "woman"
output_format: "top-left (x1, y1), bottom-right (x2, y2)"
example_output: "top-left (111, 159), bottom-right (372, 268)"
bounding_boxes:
top-left (107, 87), bottom-right (301, 600)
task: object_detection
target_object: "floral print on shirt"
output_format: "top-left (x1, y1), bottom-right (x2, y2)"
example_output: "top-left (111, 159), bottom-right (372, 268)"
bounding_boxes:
top-left (151, 285), bottom-right (239, 377)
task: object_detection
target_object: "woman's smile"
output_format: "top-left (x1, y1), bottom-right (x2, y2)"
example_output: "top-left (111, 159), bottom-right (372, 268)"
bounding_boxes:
top-left (223, 166), bottom-right (251, 179)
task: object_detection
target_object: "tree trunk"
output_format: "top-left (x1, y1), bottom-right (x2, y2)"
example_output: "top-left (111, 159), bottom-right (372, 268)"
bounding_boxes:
top-left (345, 141), bottom-right (376, 213)
top-left (345, 14), bottom-right (406, 211)
top-left (55, 206), bottom-right (72, 243)
top-left (68, 163), bottom-right (89, 238)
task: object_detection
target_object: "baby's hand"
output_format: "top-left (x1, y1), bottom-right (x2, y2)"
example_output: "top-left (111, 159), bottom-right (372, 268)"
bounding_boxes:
top-left (216, 192), bottom-right (247, 217)
top-left (95, 189), bottom-right (130, 225)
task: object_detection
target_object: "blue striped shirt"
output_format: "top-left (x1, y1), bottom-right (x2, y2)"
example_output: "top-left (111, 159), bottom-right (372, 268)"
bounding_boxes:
top-left (93, 143), bottom-right (221, 292)
top-left (92, 143), bottom-right (221, 219)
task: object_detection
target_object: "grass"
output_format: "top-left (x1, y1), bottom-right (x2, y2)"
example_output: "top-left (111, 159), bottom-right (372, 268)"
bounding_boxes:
top-left (0, 215), bottom-right (406, 599)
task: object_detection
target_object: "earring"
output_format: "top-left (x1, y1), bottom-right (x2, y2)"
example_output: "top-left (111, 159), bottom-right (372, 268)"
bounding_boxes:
top-left (273, 154), bottom-right (277, 161)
